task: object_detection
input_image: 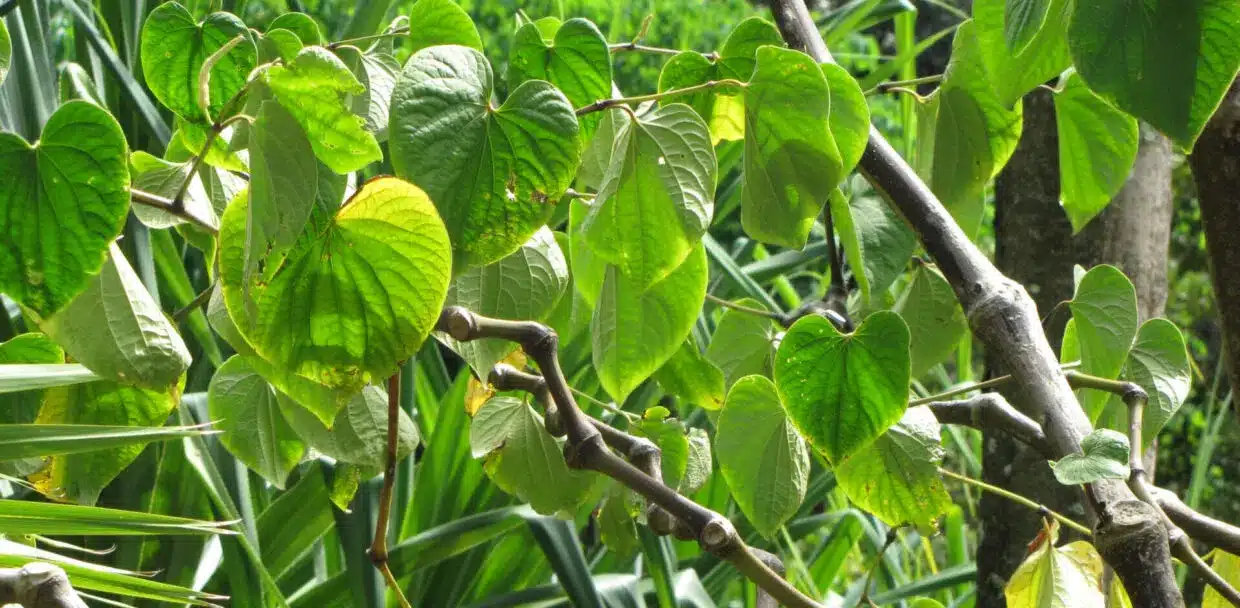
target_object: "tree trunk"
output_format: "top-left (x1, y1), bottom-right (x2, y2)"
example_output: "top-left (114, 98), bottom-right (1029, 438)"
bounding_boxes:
top-left (983, 88), bottom-right (1085, 607)
top-left (1190, 79), bottom-right (1240, 407)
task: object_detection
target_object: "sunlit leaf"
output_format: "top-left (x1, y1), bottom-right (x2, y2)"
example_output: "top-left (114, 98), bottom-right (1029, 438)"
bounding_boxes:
top-left (140, 1), bottom-right (255, 122)
top-left (974, 0), bottom-right (1072, 107)
top-left (1004, 521), bottom-right (1105, 607)
top-left (404, 0), bottom-right (484, 56)
top-left (508, 17), bottom-right (611, 139)
top-left (836, 407), bottom-right (951, 530)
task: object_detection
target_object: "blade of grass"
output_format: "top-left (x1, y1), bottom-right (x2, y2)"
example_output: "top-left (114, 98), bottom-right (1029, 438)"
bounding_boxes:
top-left (0, 497), bottom-right (232, 536)
top-left (0, 364), bottom-right (100, 393)
top-left (0, 423), bottom-right (213, 461)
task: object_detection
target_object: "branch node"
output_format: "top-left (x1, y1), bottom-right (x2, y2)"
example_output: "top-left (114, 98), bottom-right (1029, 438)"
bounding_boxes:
top-left (701, 517), bottom-right (738, 554)
top-left (520, 324), bottom-right (559, 357)
top-left (439, 306), bottom-right (477, 340)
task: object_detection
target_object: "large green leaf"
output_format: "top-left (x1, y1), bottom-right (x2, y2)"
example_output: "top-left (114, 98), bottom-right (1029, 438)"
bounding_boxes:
top-left (917, 20), bottom-right (1023, 238)
top-left (1004, 524), bottom-right (1105, 607)
top-left (219, 177), bottom-right (452, 394)
top-left (974, 0), bottom-right (1071, 107)
top-left (1068, 265), bottom-right (1138, 422)
top-left (831, 191), bottom-right (917, 305)
top-left (278, 384), bottom-right (418, 468)
top-left (33, 380), bottom-right (179, 505)
top-left (1053, 71), bottom-right (1140, 233)
top-left (391, 45), bottom-right (580, 269)
top-left (0, 101), bottom-right (130, 316)
top-left (139, 1), bottom-right (255, 122)
top-left (437, 227), bottom-right (569, 378)
top-left (471, 396), bottom-right (598, 516)
top-left (716, 375), bottom-right (809, 537)
top-left (593, 245), bottom-right (708, 403)
top-left (581, 103), bottom-right (716, 290)
top-left (741, 47), bottom-right (870, 249)
top-left (1049, 428), bottom-right (1130, 485)
top-left (1004, 0), bottom-right (1053, 53)
top-left (835, 407), bottom-right (951, 529)
top-left (704, 297), bottom-right (777, 389)
top-left (654, 337), bottom-right (726, 410)
top-left (264, 46), bottom-right (383, 173)
top-left (894, 265), bottom-right (967, 378)
top-left (207, 356), bottom-right (305, 488)
top-left (0, 19), bottom-right (10, 87)
top-left (404, 0), bottom-right (484, 56)
top-left (508, 18), bottom-right (611, 139)
top-left (775, 311), bottom-right (910, 464)
top-left (1068, 0), bottom-right (1240, 148)
top-left (1095, 318), bottom-right (1191, 449)
top-left (657, 17), bottom-right (784, 143)
top-left (268, 13), bottom-right (321, 44)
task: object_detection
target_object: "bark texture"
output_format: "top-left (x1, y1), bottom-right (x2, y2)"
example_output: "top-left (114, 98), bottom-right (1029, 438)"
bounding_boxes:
top-left (1191, 79), bottom-right (1240, 407)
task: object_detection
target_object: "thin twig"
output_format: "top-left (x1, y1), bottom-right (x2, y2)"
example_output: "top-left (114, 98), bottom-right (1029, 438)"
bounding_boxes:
top-left (858, 528), bottom-right (900, 606)
top-left (939, 468), bottom-right (1093, 536)
top-left (369, 372), bottom-right (412, 608)
top-left (909, 361), bottom-right (1082, 407)
top-left (172, 282), bottom-right (216, 323)
top-left (329, 27), bottom-right (410, 50)
top-left (923, 394), bottom-right (1052, 458)
top-left (864, 74), bottom-right (943, 96)
top-left (128, 189), bottom-right (218, 235)
top-left (438, 307), bottom-right (820, 608)
top-left (704, 293), bottom-right (786, 322)
top-left (575, 79), bottom-right (746, 116)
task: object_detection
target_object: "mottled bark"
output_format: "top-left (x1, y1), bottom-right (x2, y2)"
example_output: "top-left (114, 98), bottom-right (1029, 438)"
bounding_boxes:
top-left (1191, 79), bottom-right (1240, 406)
top-left (983, 88), bottom-right (1085, 608)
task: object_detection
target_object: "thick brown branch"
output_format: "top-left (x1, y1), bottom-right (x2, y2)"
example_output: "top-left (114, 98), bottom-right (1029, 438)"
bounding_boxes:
top-left (438, 307), bottom-right (816, 608)
top-left (1152, 487), bottom-right (1240, 557)
top-left (768, 2), bottom-right (1180, 604)
top-left (924, 394), bottom-right (1052, 458)
top-left (0, 564), bottom-right (87, 608)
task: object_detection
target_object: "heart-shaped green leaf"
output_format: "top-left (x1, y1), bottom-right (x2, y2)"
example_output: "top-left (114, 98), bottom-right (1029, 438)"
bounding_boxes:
top-left (1068, 0), bottom-right (1240, 149)
top-left (508, 18), bottom-right (611, 139)
top-left (0, 101), bottom-right (130, 316)
top-left (717, 375), bottom-right (810, 537)
top-left (390, 45), bottom-right (581, 269)
top-left (471, 396), bottom-right (599, 516)
top-left (831, 190), bottom-right (917, 305)
top-left (658, 17), bottom-right (784, 143)
top-left (1068, 265), bottom-right (1138, 422)
top-left (220, 177), bottom-right (452, 393)
top-left (436, 227), bottom-right (569, 378)
top-left (581, 103), bottom-right (716, 290)
top-left (140, 1), bottom-right (255, 122)
top-left (404, 0), bottom-right (484, 56)
top-left (1049, 428), bottom-right (1130, 485)
top-left (268, 12), bottom-right (321, 45)
top-left (775, 310), bottom-right (910, 464)
top-left (208, 356), bottom-right (305, 489)
top-left (975, 0), bottom-right (1071, 107)
top-left (1004, 0), bottom-right (1054, 54)
top-left (741, 46), bottom-right (870, 249)
top-left (1005, 523), bottom-right (1105, 606)
top-left (593, 245), bottom-right (708, 404)
top-left (1094, 318), bottom-right (1191, 449)
top-left (264, 46), bottom-right (383, 174)
top-left (835, 407), bottom-right (951, 529)
top-left (1053, 71), bottom-right (1140, 233)
top-left (37, 244), bottom-right (191, 390)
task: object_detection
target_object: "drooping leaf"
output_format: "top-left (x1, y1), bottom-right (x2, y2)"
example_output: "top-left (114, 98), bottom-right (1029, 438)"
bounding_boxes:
top-left (975, 0), bottom-right (1072, 107)
top-left (436, 227), bottom-right (569, 378)
top-left (258, 28), bottom-right (304, 63)
top-left (470, 396), bottom-right (598, 516)
top-left (1049, 428), bottom-right (1130, 485)
top-left (128, 151), bottom-right (217, 230)
top-left (219, 177), bottom-right (452, 394)
top-left (1004, 0), bottom-right (1053, 54)
top-left (1004, 522), bottom-right (1105, 607)
top-left (634, 406), bottom-right (691, 492)
top-left (835, 407), bottom-right (951, 530)
top-left (775, 311), bottom-right (911, 464)
top-left (716, 375), bottom-right (809, 537)
top-left (654, 337), bottom-right (726, 410)
top-left (37, 244), bottom-right (190, 390)
top-left (831, 191), bottom-right (917, 304)
top-left (140, 2), bottom-right (255, 122)
top-left (404, 0), bottom-right (484, 56)
top-left (0, 333), bottom-right (66, 477)
top-left (657, 17), bottom-right (784, 143)
top-left (33, 380), bottom-right (180, 505)
top-left (278, 384), bottom-right (418, 469)
top-left (916, 21), bottom-right (1023, 238)
top-left (1068, 265), bottom-right (1138, 422)
top-left (1205, 551), bottom-right (1240, 608)
top-left (1123, 319), bottom-right (1191, 447)
top-left (508, 18), bottom-right (611, 139)
top-left (208, 356), bottom-right (306, 488)
top-left (268, 12), bottom-right (322, 45)
top-left (593, 245), bottom-right (708, 403)
top-left (581, 103), bottom-right (716, 289)
top-left (0, 101), bottom-right (130, 316)
top-left (264, 46), bottom-right (383, 173)
top-left (391, 45), bottom-right (580, 269)
top-left (741, 46), bottom-right (870, 249)
top-left (894, 265), bottom-right (967, 378)
top-left (704, 297), bottom-right (777, 389)
top-left (1053, 71), bottom-right (1140, 233)
top-left (335, 46), bottom-right (401, 141)
top-left (1068, 0), bottom-right (1240, 148)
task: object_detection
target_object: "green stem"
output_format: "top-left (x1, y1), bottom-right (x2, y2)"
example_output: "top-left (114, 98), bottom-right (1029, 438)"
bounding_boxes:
top-left (865, 74), bottom-right (943, 96)
top-left (608, 42), bottom-right (715, 60)
top-left (575, 79), bottom-right (746, 116)
top-left (909, 361), bottom-right (1081, 407)
top-left (939, 468), bottom-right (1093, 536)
top-left (329, 27), bottom-right (410, 50)
top-left (704, 293), bottom-right (785, 323)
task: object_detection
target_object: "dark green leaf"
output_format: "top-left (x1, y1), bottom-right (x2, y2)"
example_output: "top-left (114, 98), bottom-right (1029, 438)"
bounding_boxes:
top-left (775, 311), bottom-right (910, 464)
top-left (508, 18), bottom-right (611, 138)
top-left (832, 191), bottom-right (916, 303)
top-left (391, 45), bottom-right (580, 269)
top-left (894, 265), bottom-right (967, 378)
top-left (256, 464), bottom-right (333, 580)
top-left (140, 2), bottom-right (255, 122)
top-left (705, 297), bottom-right (777, 389)
top-left (1050, 428), bottom-right (1130, 485)
top-left (0, 101), bottom-right (130, 316)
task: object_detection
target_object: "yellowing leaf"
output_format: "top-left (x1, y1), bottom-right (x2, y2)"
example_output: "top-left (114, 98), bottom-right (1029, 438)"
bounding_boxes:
top-left (1005, 521), bottom-right (1105, 608)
